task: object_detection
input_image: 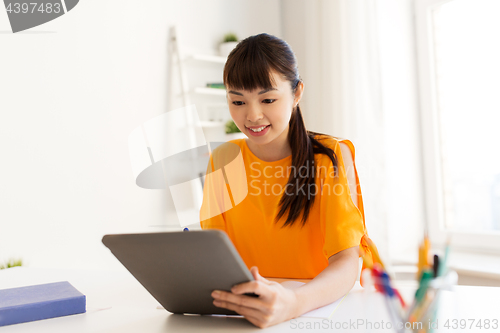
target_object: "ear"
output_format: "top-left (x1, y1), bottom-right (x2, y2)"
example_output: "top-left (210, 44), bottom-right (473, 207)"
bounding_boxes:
top-left (293, 80), bottom-right (304, 107)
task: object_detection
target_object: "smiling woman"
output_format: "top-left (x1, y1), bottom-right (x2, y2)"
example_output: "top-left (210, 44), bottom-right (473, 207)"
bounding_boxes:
top-left (199, 33), bottom-right (378, 329)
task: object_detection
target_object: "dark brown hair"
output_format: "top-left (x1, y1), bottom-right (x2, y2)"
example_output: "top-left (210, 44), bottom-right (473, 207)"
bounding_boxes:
top-left (223, 33), bottom-right (338, 228)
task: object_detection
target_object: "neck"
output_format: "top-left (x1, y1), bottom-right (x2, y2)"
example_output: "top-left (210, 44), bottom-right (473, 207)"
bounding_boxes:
top-left (246, 126), bottom-right (292, 162)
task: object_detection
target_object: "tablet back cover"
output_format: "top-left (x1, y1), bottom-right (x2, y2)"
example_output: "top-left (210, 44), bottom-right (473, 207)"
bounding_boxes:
top-left (102, 230), bottom-right (253, 315)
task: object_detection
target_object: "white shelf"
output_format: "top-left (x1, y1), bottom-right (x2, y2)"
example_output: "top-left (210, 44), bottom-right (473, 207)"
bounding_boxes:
top-left (200, 120), bottom-right (225, 128)
top-left (184, 53), bottom-right (227, 64)
top-left (193, 87), bottom-right (226, 96)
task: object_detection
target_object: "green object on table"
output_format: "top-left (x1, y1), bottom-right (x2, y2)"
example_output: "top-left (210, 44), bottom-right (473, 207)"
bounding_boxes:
top-left (0, 258), bottom-right (22, 270)
top-left (415, 270), bottom-right (433, 303)
top-left (405, 269), bottom-right (433, 323)
top-left (438, 242), bottom-right (450, 277)
top-left (430, 242), bottom-right (451, 333)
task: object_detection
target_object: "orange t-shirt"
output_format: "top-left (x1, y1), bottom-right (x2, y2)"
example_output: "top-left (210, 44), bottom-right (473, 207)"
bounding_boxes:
top-left (200, 135), bottom-right (370, 279)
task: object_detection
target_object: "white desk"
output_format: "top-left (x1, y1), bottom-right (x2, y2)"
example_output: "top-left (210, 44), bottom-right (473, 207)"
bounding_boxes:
top-left (1, 267), bottom-right (499, 332)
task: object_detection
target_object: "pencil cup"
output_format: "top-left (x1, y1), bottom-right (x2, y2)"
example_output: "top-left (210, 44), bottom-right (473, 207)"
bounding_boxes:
top-left (406, 270), bottom-right (458, 333)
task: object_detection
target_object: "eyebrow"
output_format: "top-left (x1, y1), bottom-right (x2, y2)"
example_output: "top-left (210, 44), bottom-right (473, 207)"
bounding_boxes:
top-left (228, 88), bottom-right (277, 96)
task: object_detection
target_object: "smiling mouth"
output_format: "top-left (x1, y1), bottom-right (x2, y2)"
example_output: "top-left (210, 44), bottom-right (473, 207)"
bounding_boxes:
top-left (247, 125), bottom-right (270, 133)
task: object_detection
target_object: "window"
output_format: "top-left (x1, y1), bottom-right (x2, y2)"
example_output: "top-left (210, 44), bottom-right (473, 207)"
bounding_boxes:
top-left (415, 0), bottom-right (500, 252)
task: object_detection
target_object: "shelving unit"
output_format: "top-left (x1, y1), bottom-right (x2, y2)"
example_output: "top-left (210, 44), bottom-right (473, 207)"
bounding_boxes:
top-left (168, 26), bottom-right (235, 143)
top-left (183, 53), bottom-right (227, 64)
top-left (199, 120), bottom-right (225, 128)
top-left (193, 87), bottom-right (226, 96)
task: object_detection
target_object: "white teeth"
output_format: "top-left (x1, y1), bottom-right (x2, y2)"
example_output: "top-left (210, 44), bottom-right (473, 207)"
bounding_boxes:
top-left (249, 125), bottom-right (268, 132)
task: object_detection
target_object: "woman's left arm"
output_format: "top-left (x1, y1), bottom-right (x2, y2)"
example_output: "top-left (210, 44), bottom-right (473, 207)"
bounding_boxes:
top-left (293, 245), bottom-right (360, 316)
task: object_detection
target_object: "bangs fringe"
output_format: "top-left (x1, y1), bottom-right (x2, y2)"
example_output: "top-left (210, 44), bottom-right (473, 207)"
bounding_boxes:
top-left (223, 38), bottom-right (277, 91)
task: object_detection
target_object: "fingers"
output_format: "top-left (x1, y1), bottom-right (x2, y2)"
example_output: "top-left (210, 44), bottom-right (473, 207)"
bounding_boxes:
top-left (232, 279), bottom-right (275, 300)
top-left (216, 300), bottom-right (271, 329)
top-left (250, 266), bottom-right (272, 285)
top-left (244, 315), bottom-right (271, 329)
top-left (221, 303), bottom-right (272, 329)
top-left (251, 266), bottom-right (260, 277)
top-left (213, 286), bottom-right (275, 328)
top-left (212, 291), bottom-right (267, 310)
top-left (213, 298), bottom-right (268, 323)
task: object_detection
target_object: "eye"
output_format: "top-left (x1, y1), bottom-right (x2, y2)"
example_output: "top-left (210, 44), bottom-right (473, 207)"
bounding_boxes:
top-left (232, 101), bottom-right (244, 106)
top-left (263, 99), bottom-right (276, 104)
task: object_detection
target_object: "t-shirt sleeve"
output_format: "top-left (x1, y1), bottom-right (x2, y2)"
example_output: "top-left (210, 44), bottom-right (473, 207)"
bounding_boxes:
top-left (319, 139), bottom-right (366, 260)
top-left (199, 154), bottom-right (229, 232)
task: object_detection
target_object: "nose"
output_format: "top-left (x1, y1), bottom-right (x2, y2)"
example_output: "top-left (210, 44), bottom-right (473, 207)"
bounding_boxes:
top-left (246, 105), bottom-right (264, 123)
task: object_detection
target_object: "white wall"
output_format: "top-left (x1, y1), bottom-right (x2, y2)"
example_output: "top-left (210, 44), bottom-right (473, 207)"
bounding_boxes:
top-left (376, 0), bottom-right (423, 264)
top-left (0, 0), bottom-right (281, 270)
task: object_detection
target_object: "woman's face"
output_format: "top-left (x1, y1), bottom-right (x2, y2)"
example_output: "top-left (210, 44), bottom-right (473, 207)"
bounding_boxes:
top-left (226, 71), bottom-right (303, 147)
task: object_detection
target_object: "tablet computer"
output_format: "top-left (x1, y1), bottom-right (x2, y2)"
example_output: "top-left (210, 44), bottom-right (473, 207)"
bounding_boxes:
top-left (101, 229), bottom-right (256, 316)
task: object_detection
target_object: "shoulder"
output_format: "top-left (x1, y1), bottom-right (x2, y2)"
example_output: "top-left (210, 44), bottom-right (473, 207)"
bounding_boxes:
top-left (312, 133), bottom-right (339, 149)
top-left (311, 134), bottom-right (356, 174)
top-left (311, 134), bottom-right (350, 158)
top-left (313, 134), bottom-right (354, 158)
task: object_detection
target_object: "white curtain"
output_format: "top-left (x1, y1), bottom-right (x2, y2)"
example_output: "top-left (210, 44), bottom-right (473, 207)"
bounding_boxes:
top-left (282, 0), bottom-right (425, 266)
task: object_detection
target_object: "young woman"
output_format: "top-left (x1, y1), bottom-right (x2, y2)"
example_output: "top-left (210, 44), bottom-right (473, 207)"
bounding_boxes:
top-left (199, 33), bottom-right (376, 328)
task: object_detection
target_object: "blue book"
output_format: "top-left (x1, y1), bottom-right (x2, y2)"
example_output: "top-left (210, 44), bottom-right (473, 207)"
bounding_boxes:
top-left (0, 281), bottom-right (86, 326)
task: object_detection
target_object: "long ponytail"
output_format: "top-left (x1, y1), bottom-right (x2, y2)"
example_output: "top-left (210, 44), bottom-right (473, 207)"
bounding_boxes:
top-left (275, 101), bottom-right (338, 228)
